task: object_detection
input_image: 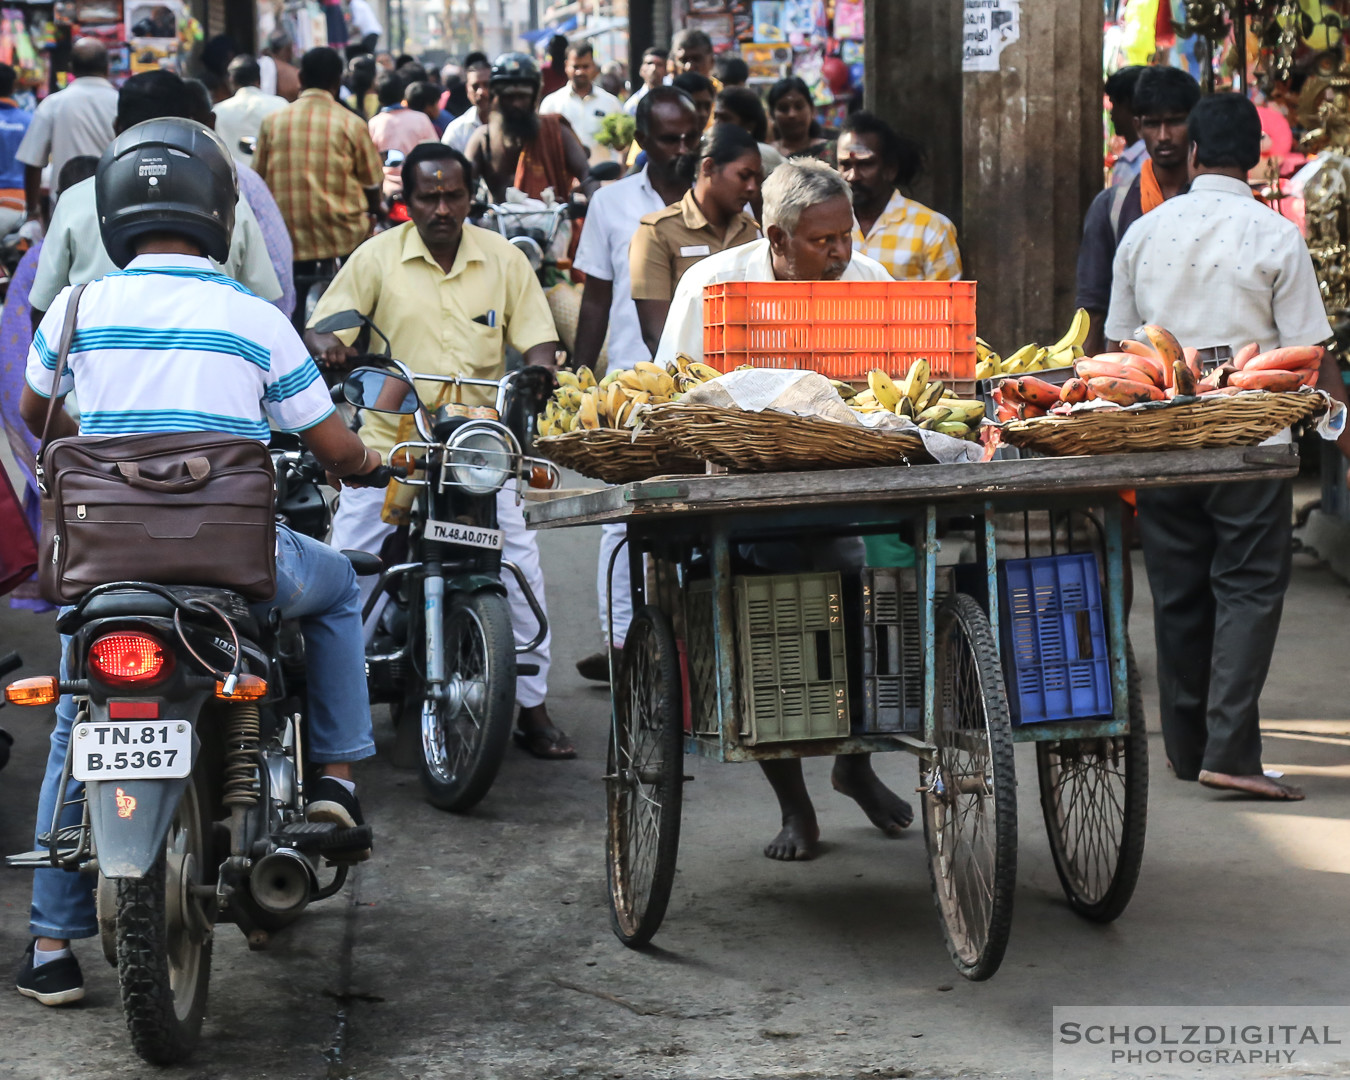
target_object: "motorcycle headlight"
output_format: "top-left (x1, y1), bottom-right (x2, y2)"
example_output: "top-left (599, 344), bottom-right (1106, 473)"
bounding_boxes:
top-left (446, 424), bottom-right (514, 495)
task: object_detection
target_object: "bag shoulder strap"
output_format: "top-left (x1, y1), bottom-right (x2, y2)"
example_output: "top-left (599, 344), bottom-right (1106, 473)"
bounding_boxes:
top-left (37, 281), bottom-right (88, 459)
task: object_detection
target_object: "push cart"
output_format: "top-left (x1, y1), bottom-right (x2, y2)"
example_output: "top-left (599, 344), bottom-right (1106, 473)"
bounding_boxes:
top-left (525, 445), bottom-right (1300, 981)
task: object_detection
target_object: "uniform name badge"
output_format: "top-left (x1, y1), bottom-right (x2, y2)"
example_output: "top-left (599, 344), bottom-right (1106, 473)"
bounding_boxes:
top-left (680, 245), bottom-right (712, 257)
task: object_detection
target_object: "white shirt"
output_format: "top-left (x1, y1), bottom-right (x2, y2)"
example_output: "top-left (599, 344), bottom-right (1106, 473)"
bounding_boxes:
top-left (15, 76), bottom-right (117, 195)
top-left (26, 254), bottom-right (331, 438)
top-left (539, 82), bottom-right (623, 165)
top-left (1106, 174), bottom-right (1332, 352)
top-left (29, 175), bottom-right (283, 313)
top-left (573, 167), bottom-right (668, 370)
top-left (348, 0), bottom-right (383, 38)
top-left (654, 238), bottom-right (892, 369)
top-left (259, 55), bottom-right (278, 97)
top-left (441, 107), bottom-right (486, 153)
top-left (213, 85), bottom-right (290, 165)
top-left (623, 85), bottom-right (650, 116)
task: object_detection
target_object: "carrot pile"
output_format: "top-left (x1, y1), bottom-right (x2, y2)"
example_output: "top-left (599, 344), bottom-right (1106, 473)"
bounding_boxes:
top-left (991, 325), bottom-right (1323, 421)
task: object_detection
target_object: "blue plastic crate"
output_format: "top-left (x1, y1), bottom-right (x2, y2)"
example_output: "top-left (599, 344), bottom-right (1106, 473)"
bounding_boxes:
top-left (998, 553), bottom-right (1112, 724)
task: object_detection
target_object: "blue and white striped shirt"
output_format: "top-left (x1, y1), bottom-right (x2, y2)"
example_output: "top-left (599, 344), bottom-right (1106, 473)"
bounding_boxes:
top-left (25, 253), bottom-right (332, 439)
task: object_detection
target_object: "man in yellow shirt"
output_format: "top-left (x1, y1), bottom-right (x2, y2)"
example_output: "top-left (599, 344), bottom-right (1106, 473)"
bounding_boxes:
top-left (306, 143), bottom-right (574, 758)
top-left (839, 111), bottom-right (961, 282)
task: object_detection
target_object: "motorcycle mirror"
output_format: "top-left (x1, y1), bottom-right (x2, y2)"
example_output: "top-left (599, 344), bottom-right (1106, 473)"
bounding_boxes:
top-left (343, 367), bottom-right (420, 414)
top-left (509, 234), bottom-right (544, 272)
top-left (238, 136), bottom-right (256, 156)
top-left (312, 309), bottom-right (367, 334)
top-left (381, 148), bottom-right (406, 168)
top-left (588, 161), bottom-right (623, 183)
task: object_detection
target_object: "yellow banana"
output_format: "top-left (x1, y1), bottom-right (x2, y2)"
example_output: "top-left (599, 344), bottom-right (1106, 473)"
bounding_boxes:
top-left (577, 390), bottom-right (600, 430)
top-left (975, 359), bottom-right (999, 381)
top-left (576, 366), bottom-right (597, 390)
top-left (867, 370), bottom-right (902, 410)
top-left (943, 400), bottom-right (987, 423)
top-left (899, 359), bottom-right (930, 403)
top-left (686, 362), bottom-right (723, 383)
top-left (555, 386), bottom-right (583, 409)
top-left (917, 405), bottom-right (952, 424)
top-left (916, 380), bottom-right (945, 412)
top-left (935, 421), bottom-right (971, 437)
top-left (830, 379), bottom-right (858, 400)
top-left (1001, 343), bottom-right (1038, 374)
top-left (556, 370), bottom-right (581, 390)
top-left (672, 353), bottom-right (694, 375)
top-left (1047, 306), bottom-right (1090, 354)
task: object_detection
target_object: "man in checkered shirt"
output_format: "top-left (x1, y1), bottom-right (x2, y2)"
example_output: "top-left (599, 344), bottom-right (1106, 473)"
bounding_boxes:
top-left (254, 47), bottom-right (383, 328)
top-left (838, 111), bottom-right (961, 282)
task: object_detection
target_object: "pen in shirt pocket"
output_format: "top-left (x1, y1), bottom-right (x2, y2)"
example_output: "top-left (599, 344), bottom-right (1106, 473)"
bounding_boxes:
top-left (472, 311), bottom-right (497, 328)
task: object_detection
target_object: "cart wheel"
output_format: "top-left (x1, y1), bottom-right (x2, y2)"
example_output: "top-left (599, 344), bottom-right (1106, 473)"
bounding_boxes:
top-left (1037, 639), bottom-right (1148, 923)
top-left (921, 593), bottom-right (1017, 982)
top-left (606, 605), bottom-right (683, 948)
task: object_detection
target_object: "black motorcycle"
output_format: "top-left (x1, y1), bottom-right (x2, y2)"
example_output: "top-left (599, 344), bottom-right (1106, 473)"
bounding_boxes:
top-left (3, 446), bottom-right (380, 1065)
top-left (315, 309), bottom-right (556, 812)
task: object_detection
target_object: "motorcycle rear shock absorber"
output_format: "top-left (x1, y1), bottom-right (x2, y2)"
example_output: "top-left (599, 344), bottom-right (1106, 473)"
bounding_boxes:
top-left (223, 702), bottom-right (261, 856)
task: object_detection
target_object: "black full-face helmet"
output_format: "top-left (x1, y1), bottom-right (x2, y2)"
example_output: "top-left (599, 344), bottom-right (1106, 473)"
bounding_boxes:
top-left (489, 51), bottom-right (541, 94)
top-left (95, 117), bottom-right (237, 269)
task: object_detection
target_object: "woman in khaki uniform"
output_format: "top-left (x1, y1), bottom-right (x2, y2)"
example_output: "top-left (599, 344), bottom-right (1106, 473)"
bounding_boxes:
top-left (629, 124), bottom-right (762, 354)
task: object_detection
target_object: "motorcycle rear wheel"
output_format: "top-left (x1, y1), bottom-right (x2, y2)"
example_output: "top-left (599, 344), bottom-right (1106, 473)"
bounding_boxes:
top-left (418, 590), bottom-right (516, 812)
top-left (115, 777), bottom-right (213, 1065)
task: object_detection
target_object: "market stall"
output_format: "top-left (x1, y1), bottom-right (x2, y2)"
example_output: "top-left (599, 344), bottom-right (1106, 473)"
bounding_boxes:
top-left (523, 277), bottom-right (1338, 980)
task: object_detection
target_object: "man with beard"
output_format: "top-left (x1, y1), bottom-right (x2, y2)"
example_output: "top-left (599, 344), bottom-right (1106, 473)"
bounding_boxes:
top-left (653, 159), bottom-right (906, 861)
top-left (465, 52), bottom-right (594, 203)
top-left (569, 86), bottom-right (700, 684)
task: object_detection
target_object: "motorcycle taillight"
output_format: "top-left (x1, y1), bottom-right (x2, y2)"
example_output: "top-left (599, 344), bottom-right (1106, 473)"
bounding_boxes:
top-left (88, 632), bottom-right (173, 685)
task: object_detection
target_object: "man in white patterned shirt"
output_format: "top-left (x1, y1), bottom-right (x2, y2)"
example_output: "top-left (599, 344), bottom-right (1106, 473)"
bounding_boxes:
top-left (1107, 93), bottom-right (1331, 802)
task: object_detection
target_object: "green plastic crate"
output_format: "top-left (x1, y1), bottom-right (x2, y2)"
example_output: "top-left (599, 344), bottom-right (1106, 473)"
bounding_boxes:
top-left (685, 572), bottom-right (850, 744)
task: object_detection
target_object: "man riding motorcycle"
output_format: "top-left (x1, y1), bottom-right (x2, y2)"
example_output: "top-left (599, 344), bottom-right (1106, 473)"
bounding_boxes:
top-left (307, 142), bottom-right (574, 759)
top-left (13, 116), bottom-right (386, 1006)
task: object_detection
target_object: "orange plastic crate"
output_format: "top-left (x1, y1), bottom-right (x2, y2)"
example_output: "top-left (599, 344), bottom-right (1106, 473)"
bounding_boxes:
top-left (702, 280), bottom-right (977, 384)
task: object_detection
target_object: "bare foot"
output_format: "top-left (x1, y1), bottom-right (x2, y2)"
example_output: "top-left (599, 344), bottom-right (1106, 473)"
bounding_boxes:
top-left (764, 813), bottom-right (819, 861)
top-left (1198, 769), bottom-right (1304, 801)
top-left (832, 755), bottom-right (913, 835)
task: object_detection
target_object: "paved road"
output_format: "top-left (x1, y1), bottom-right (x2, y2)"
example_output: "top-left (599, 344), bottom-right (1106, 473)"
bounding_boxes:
top-left (1, 520), bottom-right (1348, 1079)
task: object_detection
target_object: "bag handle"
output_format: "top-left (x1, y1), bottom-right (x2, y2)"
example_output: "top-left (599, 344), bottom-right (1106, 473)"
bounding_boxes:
top-left (116, 457), bottom-right (212, 492)
top-left (38, 282), bottom-right (89, 459)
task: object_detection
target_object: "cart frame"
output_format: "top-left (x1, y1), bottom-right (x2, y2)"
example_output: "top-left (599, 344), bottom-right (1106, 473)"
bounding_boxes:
top-left (526, 445), bottom-right (1299, 977)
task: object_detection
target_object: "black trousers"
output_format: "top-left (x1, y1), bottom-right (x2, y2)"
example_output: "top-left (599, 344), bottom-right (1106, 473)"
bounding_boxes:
top-left (1135, 479), bottom-right (1292, 779)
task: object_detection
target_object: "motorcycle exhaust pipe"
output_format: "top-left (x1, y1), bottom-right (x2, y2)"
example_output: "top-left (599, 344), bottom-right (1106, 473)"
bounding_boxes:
top-left (249, 848), bottom-right (313, 915)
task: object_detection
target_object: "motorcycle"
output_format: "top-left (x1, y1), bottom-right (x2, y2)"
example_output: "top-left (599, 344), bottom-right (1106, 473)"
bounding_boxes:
top-left (313, 308), bottom-right (557, 812)
top-left (3, 451), bottom-right (381, 1065)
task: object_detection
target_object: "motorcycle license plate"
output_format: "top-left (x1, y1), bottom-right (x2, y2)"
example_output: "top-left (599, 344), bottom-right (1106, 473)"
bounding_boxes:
top-left (71, 721), bottom-right (193, 781)
top-left (425, 519), bottom-right (503, 550)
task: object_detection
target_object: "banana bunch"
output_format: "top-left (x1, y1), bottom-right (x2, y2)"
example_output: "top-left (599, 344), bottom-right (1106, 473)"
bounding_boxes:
top-left (843, 360), bottom-right (984, 441)
top-left (974, 307), bottom-right (1089, 380)
top-left (536, 357), bottom-right (726, 436)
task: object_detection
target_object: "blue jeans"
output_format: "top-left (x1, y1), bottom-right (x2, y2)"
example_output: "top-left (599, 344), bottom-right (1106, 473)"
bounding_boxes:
top-left (30, 525), bottom-right (375, 939)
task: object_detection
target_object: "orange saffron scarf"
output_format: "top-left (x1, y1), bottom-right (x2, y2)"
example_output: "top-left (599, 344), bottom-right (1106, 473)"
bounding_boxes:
top-left (1139, 158), bottom-right (1165, 214)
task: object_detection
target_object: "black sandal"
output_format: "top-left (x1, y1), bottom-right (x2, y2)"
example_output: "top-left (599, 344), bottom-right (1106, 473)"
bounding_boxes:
top-left (513, 725), bottom-right (577, 760)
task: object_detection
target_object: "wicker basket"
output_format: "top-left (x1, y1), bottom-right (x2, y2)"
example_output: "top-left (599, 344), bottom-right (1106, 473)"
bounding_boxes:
top-left (535, 428), bottom-right (706, 485)
top-left (1001, 391), bottom-right (1326, 457)
top-left (643, 402), bottom-right (933, 471)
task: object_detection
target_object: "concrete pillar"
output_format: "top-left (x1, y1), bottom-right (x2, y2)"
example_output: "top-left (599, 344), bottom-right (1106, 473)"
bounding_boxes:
top-left (863, 0), bottom-right (964, 230)
top-left (961, 2), bottom-right (1103, 349)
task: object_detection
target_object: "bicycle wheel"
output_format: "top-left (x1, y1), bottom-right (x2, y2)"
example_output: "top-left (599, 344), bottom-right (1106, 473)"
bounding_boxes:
top-left (1037, 640), bottom-right (1148, 922)
top-left (921, 594), bottom-right (1018, 982)
top-left (419, 591), bottom-right (516, 813)
top-left (606, 606), bottom-right (683, 948)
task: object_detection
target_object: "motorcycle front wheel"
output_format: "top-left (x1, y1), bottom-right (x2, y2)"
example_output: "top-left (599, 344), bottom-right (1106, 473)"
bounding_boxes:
top-left (417, 590), bottom-right (516, 812)
top-left (115, 777), bottom-right (213, 1065)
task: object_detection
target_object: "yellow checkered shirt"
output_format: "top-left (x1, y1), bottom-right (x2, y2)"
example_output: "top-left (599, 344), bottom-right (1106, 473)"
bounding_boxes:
top-left (852, 189), bottom-right (962, 282)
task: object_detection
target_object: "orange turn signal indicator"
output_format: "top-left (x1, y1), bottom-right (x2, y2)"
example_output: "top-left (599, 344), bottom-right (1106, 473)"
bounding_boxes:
top-left (215, 674), bottom-right (267, 701)
top-left (5, 676), bottom-right (59, 706)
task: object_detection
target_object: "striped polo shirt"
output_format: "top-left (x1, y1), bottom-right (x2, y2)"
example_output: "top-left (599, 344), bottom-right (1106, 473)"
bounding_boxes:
top-left (25, 253), bottom-right (333, 440)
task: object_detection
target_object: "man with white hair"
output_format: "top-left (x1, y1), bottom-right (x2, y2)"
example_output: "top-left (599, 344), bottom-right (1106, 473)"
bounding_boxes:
top-left (653, 159), bottom-right (911, 862)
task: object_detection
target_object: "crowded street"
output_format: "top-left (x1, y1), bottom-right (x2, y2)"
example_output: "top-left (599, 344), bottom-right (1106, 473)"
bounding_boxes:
top-left (2, 0), bottom-right (1350, 1077)
top-left (2, 518), bottom-right (1349, 1078)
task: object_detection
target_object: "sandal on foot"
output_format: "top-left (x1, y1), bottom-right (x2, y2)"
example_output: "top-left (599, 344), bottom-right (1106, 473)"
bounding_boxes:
top-left (514, 726), bottom-right (577, 760)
